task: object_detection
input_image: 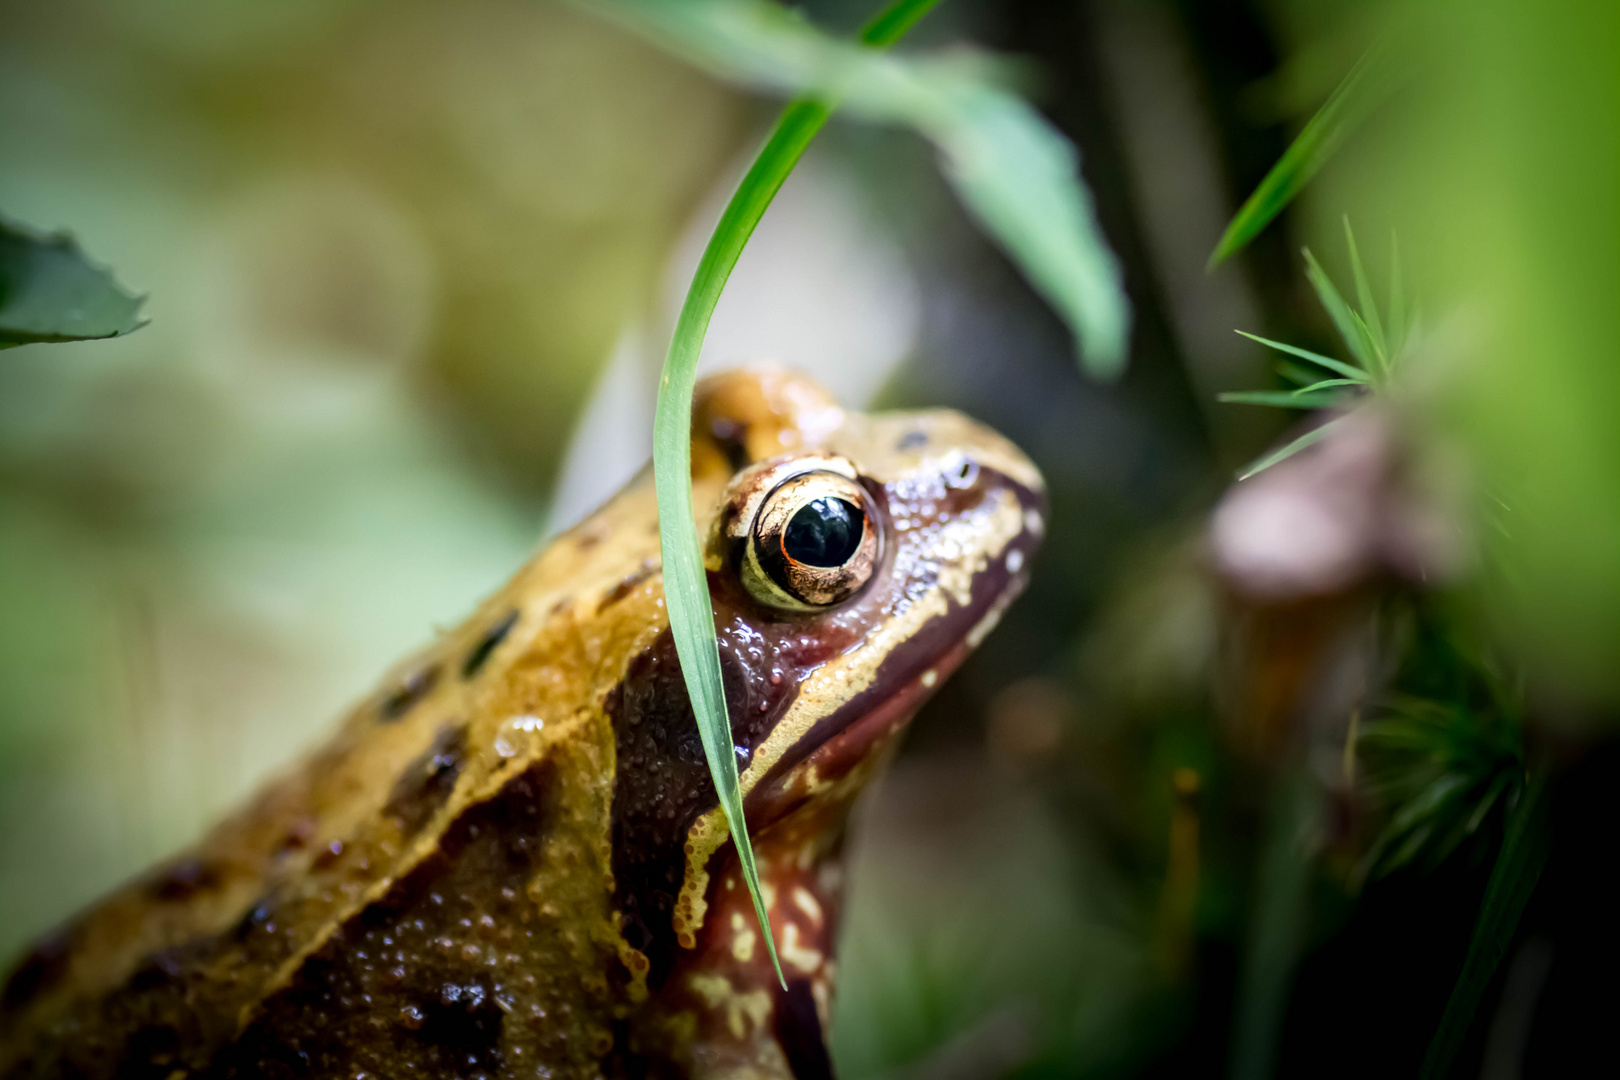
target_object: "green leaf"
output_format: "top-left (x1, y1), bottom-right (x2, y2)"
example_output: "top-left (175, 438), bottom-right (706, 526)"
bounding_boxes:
top-left (0, 218), bottom-right (145, 349)
top-left (927, 86), bottom-right (1130, 377)
top-left (1235, 330), bottom-right (1369, 383)
top-left (586, 0), bottom-right (1130, 379)
top-left (1209, 46), bottom-right (1390, 266)
top-left (1277, 360), bottom-right (1326, 386)
top-left (1357, 695), bottom-right (1525, 881)
top-left (1236, 415), bottom-right (1347, 481)
top-left (642, 0), bottom-right (941, 992)
top-left (1420, 776), bottom-right (1549, 1080)
top-left (1217, 390), bottom-right (1345, 409)
top-left (1303, 248), bottom-right (1382, 376)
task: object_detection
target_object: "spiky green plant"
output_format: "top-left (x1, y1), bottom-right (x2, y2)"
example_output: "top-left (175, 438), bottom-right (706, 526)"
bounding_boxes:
top-left (1221, 219), bottom-right (1413, 479)
top-left (1357, 695), bottom-right (1525, 881)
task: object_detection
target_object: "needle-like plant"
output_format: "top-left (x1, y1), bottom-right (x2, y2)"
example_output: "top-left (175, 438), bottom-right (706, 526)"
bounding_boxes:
top-left (1221, 219), bottom-right (1412, 479)
top-left (1357, 696), bottom-right (1525, 881)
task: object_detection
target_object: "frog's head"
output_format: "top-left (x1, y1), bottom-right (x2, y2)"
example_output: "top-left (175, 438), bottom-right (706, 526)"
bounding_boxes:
top-left (610, 369), bottom-right (1043, 1071)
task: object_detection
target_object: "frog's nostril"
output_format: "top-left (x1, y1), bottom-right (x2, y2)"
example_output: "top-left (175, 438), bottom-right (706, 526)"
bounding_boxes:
top-left (948, 458), bottom-right (979, 489)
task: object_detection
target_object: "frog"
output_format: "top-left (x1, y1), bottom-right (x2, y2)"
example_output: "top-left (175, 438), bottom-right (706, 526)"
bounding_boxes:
top-left (0, 369), bottom-right (1045, 1080)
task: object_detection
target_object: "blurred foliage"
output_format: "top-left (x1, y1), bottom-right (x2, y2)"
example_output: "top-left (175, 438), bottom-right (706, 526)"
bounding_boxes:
top-left (0, 219), bottom-right (145, 348)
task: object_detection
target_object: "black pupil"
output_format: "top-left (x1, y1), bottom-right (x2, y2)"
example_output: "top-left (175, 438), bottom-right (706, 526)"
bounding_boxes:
top-left (783, 497), bottom-right (863, 567)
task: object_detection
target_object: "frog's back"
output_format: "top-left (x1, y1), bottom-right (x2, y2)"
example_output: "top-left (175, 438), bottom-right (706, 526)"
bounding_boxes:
top-left (0, 454), bottom-right (679, 1079)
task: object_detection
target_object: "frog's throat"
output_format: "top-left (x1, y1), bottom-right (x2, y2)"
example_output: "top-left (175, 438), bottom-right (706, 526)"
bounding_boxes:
top-left (672, 484), bottom-right (1028, 949)
top-left (633, 794), bottom-right (857, 1079)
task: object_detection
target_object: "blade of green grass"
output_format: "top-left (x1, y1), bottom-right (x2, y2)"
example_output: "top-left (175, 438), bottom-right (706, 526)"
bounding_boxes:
top-left (1235, 330), bottom-right (1369, 383)
top-left (1420, 775), bottom-right (1550, 1080)
top-left (1303, 249), bottom-right (1383, 376)
top-left (1343, 218), bottom-right (1388, 375)
top-left (1209, 45), bottom-right (1389, 267)
top-left (649, 0), bottom-right (941, 991)
top-left (1277, 360), bottom-right (1326, 386)
top-left (1236, 414), bottom-right (1347, 480)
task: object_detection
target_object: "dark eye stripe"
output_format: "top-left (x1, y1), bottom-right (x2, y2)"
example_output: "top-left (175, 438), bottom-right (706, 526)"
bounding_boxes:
top-left (462, 609), bottom-right (519, 679)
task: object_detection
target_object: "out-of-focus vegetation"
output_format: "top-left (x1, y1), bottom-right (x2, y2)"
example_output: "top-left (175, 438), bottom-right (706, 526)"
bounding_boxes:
top-left (0, 219), bottom-right (145, 348)
top-left (2, 0), bottom-right (1617, 1077)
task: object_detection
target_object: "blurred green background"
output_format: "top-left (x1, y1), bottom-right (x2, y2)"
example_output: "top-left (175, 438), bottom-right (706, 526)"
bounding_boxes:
top-left (3, 1), bottom-right (1617, 1077)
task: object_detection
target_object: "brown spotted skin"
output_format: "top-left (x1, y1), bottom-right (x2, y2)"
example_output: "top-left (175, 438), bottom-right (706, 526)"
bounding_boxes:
top-left (0, 370), bottom-right (1045, 1080)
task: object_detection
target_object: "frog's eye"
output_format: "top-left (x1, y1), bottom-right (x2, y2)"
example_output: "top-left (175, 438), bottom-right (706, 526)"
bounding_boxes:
top-left (743, 471), bottom-right (879, 610)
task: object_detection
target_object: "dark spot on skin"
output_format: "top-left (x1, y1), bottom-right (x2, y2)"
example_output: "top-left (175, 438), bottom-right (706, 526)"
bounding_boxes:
top-left (549, 596), bottom-right (574, 618)
top-left (312, 839), bottom-right (345, 870)
top-left (232, 899), bottom-right (277, 943)
top-left (597, 558), bottom-right (659, 615)
top-left (1, 929), bottom-right (73, 1013)
top-left (708, 417), bottom-right (751, 471)
top-left (277, 817), bottom-right (317, 853)
top-left (897, 429), bottom-right (928, 451)
top-left (417, 978), bottom-right (503, 1066)
top-left (576, 526), bottom-right (604, 551)
top-left (776, 979), bottom-right (835, 1080)
top-left (146, 858), bottom-right (221, 902)
top-left (380, 665), bottom-right (440, 722)
top-left (384, 724), bottom-right (467, 836)
top-left (461, 610), bottom-right (519, 679)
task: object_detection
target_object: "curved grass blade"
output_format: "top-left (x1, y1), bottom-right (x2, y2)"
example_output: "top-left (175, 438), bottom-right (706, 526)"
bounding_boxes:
top-left (1236, 414), bottom-right (1346, 480)
top-left (1209, 46), bottom-right (1390, 267)
top-left (649, 0), bottom-right (941, 990)
top-left (1235, 330), bottom-right (1369, 383)
top-left (1420, 775), bottom-right (1549, 1080)
top-left (1, 218), bottom-right (145, 349)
